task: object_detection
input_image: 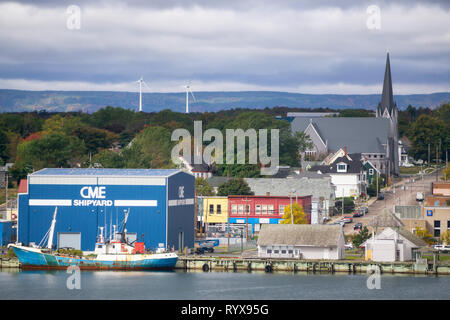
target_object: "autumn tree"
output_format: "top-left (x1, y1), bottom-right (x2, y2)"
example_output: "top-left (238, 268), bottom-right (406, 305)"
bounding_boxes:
top-left (415, 227), bottom-right (435, 245)
top-left (280, 203), bottom-right (308, 224)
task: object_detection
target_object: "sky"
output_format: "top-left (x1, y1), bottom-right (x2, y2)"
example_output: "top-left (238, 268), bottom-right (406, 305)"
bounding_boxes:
top-left (0, 0), bottom-right (449, 94)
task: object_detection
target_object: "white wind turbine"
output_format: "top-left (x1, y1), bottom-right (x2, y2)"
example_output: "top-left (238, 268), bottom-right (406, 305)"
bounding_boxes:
top-left (185, 84), bottom-right (196, 113)
top-left (136, 76), bottom-right (151, 112)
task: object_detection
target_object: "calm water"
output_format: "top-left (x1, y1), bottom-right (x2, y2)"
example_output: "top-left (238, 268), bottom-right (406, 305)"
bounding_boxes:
top-left (0, 269), bottom-right (449, 300)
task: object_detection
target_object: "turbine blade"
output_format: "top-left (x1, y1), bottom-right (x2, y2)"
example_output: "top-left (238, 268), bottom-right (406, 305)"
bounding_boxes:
top-left (190, 89), bottom-right (196, 102)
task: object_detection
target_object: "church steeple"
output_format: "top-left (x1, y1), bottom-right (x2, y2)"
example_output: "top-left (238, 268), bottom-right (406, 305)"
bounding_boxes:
top-left (377, 52), bottom-right (396, 118)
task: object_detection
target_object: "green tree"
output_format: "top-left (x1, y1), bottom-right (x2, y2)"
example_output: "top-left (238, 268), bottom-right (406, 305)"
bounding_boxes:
top-left (91, 149), bottom-right (125, 168)
top-left (280, 203), bottom-right (308, 224)
top-left (122, 126), bottom-right (176, 168)
top-left (195, 177), bottom-right (215, 196)
top-left (352, 226), bottom-right (371, 248)
top-left (0, 130), bottom-right (9, 165)
top-left (217, 178), bottom-right (253, 196)
top-left (407, 114), bottom-right (449, 162)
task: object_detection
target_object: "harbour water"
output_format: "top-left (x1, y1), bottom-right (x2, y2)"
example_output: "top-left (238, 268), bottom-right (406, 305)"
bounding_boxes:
top-left (0, 269), bottom-right (449, 300)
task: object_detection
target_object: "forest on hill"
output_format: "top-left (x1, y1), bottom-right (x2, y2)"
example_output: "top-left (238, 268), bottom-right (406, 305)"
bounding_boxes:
top-left (0, 103), bottom-right (448, 184)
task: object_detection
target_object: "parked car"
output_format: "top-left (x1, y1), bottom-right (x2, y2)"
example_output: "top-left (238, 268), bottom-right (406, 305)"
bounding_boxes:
top-left (341, 216), bottom-right (353, 223)
top-left (360, 206), bottom-right (369, 214)
top-left (322, 216), bottom-right (331, 223)
top-left (416, 192), bottom-right (424, 202)
top-left (433, 244), bottom-right (450, 252)
top-left (344, 243), bottom-right (354, 250)
top-left (354, 222), bottom-right (363, 230)
top-left (377, 193), bottom-right (385, 200)
top-left (353, 211), bottom-right (363, 218)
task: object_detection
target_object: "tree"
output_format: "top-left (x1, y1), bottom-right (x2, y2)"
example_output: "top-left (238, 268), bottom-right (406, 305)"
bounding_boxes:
top-left (91, 149), bottom-right (125, 168)
top-left (407, 114), bottom-right (448, 162)
top-left (0, 130), bottom-right (9, 165)
top-left (195, 178), bottom-right (215, 196)
top-left (442, 165), bottom-right (450, 181)
top-left (440, 230), bottom-right (450, 246)
top-left (352, 226), bottom-right (371, 248)
top-left (280, 203), bottom-right (308, 224)
top-left (217, 178), bottom-right (253, 196)
top-left (415, 227), bottom-right (434, 245)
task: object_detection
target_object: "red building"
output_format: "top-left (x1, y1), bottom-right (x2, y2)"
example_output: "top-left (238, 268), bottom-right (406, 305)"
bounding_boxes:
top-left (227, 195), bottom-right (312, 234)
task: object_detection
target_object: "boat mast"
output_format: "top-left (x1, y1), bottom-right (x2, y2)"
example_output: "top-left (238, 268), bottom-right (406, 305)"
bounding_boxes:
top-left (120, 209), bottom-right (130, 243)
top-left (47, 207), bottom-right (58, 250)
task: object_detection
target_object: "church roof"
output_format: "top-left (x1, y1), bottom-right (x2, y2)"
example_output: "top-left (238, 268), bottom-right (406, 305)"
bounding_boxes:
top-left (291, 117), bottom-right (389, 154)
top-left (378, 52), bottom-right (396, 116)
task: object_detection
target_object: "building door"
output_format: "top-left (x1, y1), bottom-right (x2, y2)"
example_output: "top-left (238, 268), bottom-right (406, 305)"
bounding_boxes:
top-left (58, 232), bottom-right (81, 250)
top-left (178, 231), bottom-right (184, 252)
top-left (323, 248), bottom-right (330, 259)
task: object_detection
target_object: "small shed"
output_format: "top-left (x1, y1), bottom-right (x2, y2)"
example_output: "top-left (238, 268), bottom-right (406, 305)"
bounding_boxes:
top-left (363, 227), bottom-right (426, 262)
top-left (257, 224), bottom-right (345, 260)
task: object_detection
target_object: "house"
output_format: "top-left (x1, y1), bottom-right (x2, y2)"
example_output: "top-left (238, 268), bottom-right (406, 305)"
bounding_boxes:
top-left (197, 196), bottom-right (228, 234)
top-left (228, 195), bottom-right (312, 234)
top-left (257, 224), bottom-right (345, 260)
top-left (363, 227), bottom-right (427, 262)
top-left (309, 152), bottom-right (365, 198)
top-left (178, 155), bottom-right (213, 179)
top-left (291, 53), bottom-right (399, 176)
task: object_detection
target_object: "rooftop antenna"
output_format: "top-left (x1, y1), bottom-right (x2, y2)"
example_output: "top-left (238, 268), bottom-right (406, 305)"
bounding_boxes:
top-left (136, 76), bottom-right (151, 112)
top-left (185, 83), bottom-right (196, 113)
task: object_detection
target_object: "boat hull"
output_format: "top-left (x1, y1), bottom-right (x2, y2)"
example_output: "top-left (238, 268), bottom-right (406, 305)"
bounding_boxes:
top-left (11, 245), bottom-right (178, 270)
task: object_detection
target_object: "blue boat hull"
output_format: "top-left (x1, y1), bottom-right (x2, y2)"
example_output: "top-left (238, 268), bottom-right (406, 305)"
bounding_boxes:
top-left (11, 246), bottom-right (178, 270)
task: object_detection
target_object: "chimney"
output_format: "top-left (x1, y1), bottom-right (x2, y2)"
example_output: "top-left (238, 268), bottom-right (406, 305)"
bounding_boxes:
top-left (344, 146), bottom-right (347, 155)
top-left (266, 192), bottom-right (270, 197)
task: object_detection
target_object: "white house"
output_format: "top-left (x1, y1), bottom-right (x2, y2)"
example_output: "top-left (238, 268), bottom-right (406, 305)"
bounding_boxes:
top-left (310, 152), bottom-right (365, 198)
top-left (257, 224), bottom-right (345, 260)
top-left (362, 227), bottom-right (426, 262)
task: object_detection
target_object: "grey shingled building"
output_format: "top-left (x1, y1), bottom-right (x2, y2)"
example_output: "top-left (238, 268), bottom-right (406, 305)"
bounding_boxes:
top-left (291, 53), bottom-right (399, 176)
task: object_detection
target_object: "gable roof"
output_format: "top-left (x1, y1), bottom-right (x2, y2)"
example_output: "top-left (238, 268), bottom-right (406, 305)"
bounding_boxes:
top-left (291, 117), bottom-right (389, 154)
top-left (258, 224), bottom-right (343, 247)
top-left (364, 227), bottom-right (427, 248)
top-left (310, 153), bottom-right (363, 174)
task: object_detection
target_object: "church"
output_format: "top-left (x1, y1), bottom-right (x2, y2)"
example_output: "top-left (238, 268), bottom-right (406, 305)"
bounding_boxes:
top-left (291, 53), bottom-right (400, 176)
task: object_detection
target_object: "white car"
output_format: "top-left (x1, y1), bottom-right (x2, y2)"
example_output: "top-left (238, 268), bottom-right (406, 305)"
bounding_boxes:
top-left (433, 245), bottom-right (450, 251)
top-left (344, 243), bottom-right (354, 250)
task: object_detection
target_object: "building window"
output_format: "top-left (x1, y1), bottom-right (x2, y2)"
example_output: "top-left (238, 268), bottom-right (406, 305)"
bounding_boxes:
top-left (238, 205), bottom-right (244, 215)
top-left (281, 250), bottom-right (286, 254)
top-left (232, 205), bottom-right (237, 215)
top-left (279, 205), bottom-right (285, 215)
top-left (268, 205), bottom-right (274, 214)
top-left (369, 169), bottom-right (374, 175)
top-left (246, 204), bottom-right (250, 215)
top-left (262, 205), bottom-right (268, 215)
top-left (274, 250), bottom-right (279, 254)
top-left (374, 155), bottom-right (377, 158)
top-left (288, 250), bottom-right (293, 254)
top-left (217, 204), bottom-right (221, 214)
top-left (434, 220), bottom-right (441, 237)
top-left (256, 205), bottom-right (261, 215)
top-left (267, 249), bottom-right (272, 254)
top-left (448, 221), bottom-right (450, 229)
top-left (209, 204), bottom-right (214, 214)
top-left (337, 164), bottom-right (347, 172)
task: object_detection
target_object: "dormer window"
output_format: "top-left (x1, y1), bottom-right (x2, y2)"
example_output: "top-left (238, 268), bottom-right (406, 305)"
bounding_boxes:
top-left (337, 163), bottom-right (347, 172)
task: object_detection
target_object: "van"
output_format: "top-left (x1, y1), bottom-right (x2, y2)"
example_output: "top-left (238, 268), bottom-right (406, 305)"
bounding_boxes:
top-left (416, 192), bottom-right (424, 201)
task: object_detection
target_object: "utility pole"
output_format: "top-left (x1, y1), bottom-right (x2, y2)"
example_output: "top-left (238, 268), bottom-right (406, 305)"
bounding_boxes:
top-left (290, 192), bottom-right (293, 224)
top-left (436, 144), bottom-right (439, 182)
top-left (428, 143), bottom-right (431, 166)
top-left (5, 173), bottom-right (8, 220)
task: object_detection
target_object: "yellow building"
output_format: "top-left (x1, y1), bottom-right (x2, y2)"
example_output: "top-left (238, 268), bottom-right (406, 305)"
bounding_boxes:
top-left (200, 196), bottom-right (229, 224)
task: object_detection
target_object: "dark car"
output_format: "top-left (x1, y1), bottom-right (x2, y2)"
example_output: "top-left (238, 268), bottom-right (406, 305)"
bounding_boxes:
top-left (354, 222), bottom-right (363, 230)
top-left (377, 193), bottom-right (385, 200)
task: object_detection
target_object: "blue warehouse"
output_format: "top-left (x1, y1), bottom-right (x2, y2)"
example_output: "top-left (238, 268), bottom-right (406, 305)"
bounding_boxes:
top-left (17, 168), bottom-right (195, 252)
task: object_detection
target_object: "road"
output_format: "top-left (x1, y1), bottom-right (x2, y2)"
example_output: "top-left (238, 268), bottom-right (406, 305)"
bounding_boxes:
top-left (332, 169), bottom-right (441, 236)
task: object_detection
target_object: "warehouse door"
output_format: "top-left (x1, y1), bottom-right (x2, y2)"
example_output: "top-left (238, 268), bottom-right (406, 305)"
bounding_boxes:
top-left (178, 231), bottom-right (184, 252)
top-left (58, 232), bottom-right (81, 250)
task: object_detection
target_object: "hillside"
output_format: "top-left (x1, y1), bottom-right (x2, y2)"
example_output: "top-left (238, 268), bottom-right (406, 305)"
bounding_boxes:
top-left (0, 89), bottom-right (449, 113)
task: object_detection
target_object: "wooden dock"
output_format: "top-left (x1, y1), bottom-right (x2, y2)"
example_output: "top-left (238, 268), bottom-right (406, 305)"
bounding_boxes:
top-left (175, 256), bottom-right (450, 275)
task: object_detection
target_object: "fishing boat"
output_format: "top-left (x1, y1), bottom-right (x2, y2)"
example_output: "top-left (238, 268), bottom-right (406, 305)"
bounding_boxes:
top-left (9, 207), bottom-right (178, 270)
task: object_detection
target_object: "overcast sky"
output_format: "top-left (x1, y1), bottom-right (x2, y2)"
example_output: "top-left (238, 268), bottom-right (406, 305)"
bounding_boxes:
top-left (0, 0), bottom-right (449, 94)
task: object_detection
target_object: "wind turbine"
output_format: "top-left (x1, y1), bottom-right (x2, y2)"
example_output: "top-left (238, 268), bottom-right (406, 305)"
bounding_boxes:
top-left (136, 76), bottom-right (151, 112)
top-left (185, 84), bottom-right (196, 114)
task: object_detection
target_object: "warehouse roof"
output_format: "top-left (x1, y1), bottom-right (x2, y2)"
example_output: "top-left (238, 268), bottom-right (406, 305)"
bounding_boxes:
top-left (258, 224), bottom-right (343, 247)
top-left (31, 168), bottom-right (183, 177)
